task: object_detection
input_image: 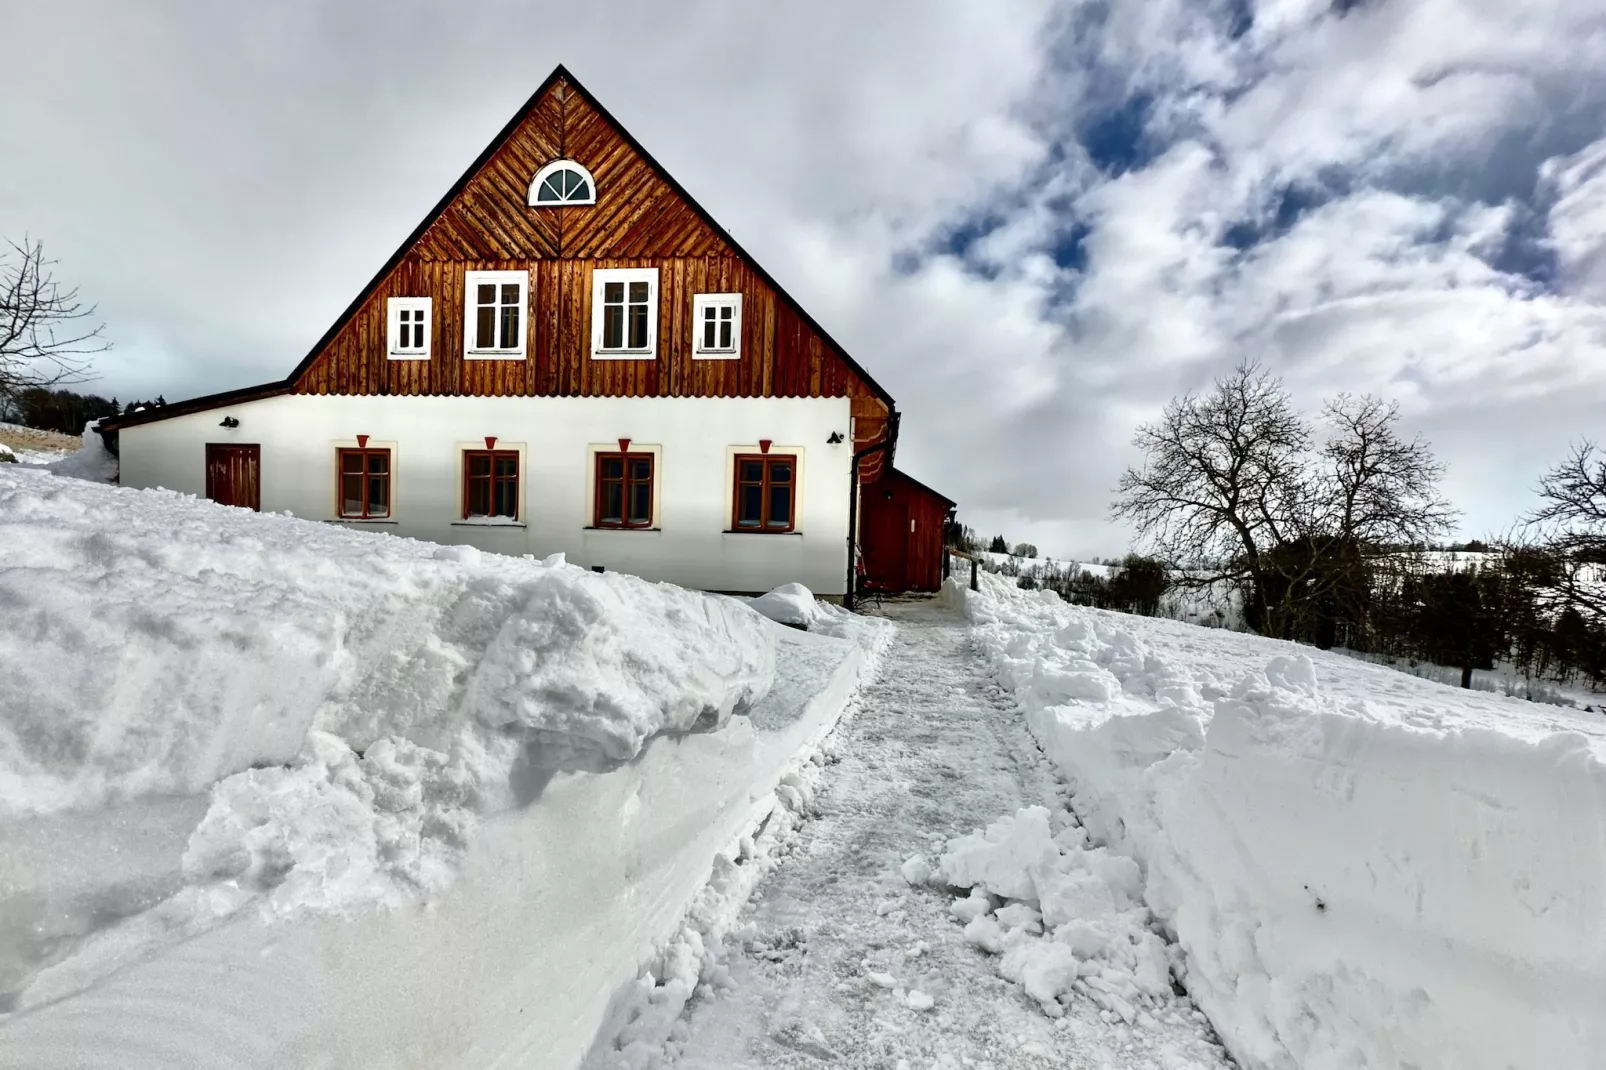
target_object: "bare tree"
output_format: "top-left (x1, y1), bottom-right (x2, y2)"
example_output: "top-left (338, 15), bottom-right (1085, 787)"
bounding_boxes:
top-left (1, 237), bottom-right (109, 400)
top-left (1530, 440), bottom-right (1606, 555)
top-left (1111, 362), bottom-right (1309, 627)
top-left (1316, 394), bottom-right (1457, 548)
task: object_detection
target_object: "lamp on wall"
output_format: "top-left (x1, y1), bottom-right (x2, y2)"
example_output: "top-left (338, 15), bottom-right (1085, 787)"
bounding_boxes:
top-left (219, 416), bottom-right (239, 428)
top-left (827, 431), bottom-right (844, 444)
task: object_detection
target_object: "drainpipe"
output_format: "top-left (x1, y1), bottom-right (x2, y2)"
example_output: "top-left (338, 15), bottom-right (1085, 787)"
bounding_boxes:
top-left (843, 411), bottom-right (899, 612)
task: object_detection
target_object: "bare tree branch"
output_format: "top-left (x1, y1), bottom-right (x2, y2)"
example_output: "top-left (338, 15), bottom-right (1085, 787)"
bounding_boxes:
top-left (0, 236), bottom-right (110, 400)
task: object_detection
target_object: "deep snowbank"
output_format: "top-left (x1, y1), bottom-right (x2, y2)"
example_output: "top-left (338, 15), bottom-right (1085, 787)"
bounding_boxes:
top-left (0, 466), bottom-right (774, 1006)
top-left (950, 571), bottom-right (1606, 1070)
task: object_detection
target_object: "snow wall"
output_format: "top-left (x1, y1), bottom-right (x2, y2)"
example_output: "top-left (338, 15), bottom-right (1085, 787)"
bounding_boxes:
top-left (949, 571), bottom-right (1606, 1070)
top-left (0, 467), bottom-right (884, 1067)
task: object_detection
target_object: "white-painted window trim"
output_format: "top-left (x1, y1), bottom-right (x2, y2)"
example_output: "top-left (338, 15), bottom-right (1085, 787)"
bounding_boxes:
top-left (692, 293), bottom-right (742, 359)
top-left (387, 297), bottom-right (431, 360)
top-left (528, 159), bottom-right (597, 206)
top-left (591, 267), bottom-right (659, 360)
top-left (463, 270), bottom-right (528, 360)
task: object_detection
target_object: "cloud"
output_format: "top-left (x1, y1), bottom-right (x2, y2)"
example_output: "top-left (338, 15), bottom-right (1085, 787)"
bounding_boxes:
top-left (2, 0), bottom-right (1605, 559)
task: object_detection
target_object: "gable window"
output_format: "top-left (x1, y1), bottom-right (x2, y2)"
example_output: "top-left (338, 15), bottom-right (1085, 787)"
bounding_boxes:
top-left (338, 447), bottom-right (391, 519)
top-left (387, 297), bottom-right (431, 359)
top-left (594, 452), bottom-right (655, 528)
top-left (528, 159), bottom-right (596, 206)
top-left (693, 294), bottom-right (742, 359)
top-left (591, 268), bottom-right (658, 359)
top-left (464, 270), bottom-right (528, 359)
top-left (733, 454), bottom-right (796, 532)
top-left (463, 450), bottom-right (520, 519)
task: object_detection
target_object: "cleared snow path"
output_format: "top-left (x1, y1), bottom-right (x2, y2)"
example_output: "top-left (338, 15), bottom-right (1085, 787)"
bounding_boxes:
top-left (663, 600), bottom-right (1233, 1070)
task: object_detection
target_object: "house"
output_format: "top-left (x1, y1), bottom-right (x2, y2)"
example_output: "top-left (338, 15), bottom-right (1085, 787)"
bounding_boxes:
top-left (98, 64), bottom-right (955, 603)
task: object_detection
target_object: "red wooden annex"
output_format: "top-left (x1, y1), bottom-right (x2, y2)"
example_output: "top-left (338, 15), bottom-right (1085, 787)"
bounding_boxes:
top-left (859, 468), bottom-right (957, 594)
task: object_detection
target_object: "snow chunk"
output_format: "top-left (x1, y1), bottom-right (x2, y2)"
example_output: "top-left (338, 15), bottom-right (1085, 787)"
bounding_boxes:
top-left (899, 852), bottom-right (932, 886)
top-left (748, 582), bottom-right (818, 627)
top-left (938, 805), bottom-right (1059, 901)
top-left (905, 989), bottom-right (935, 1011)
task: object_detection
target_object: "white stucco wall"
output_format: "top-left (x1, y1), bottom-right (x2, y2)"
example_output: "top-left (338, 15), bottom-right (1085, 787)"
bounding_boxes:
top-left (117, 394), bottom-right (855, 595)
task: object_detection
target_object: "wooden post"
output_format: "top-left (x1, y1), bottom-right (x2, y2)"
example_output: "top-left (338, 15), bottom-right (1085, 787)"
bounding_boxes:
top-left (942, 548), bottom-right (951, 581)
top-left (970, 556), bottom-right (979, 591)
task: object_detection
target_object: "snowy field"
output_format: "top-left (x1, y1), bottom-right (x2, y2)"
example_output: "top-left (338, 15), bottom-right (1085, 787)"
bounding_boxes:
top-left (953, 570), bottom-right (1606, 1070)
top-left (0, 463), bottom-right (888, 1067)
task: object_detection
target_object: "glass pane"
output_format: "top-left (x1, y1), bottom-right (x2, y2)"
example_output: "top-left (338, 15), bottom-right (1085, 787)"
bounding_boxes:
top-left (768, 486), bottom-right (791, 527)
top-left (702, 313), bottom-right (716, 350)
top-left (467, 480), bottom-right (490, 517)
top-left (368, 475), bottom-right (389, 517)
top-left (501, 283), bottom-right (519, 305)
top-left (341, 473), bottom-right (362, 515)
top-left (342, 452), bottom-right (364, 475)
top-left (494, 479), bottom-right (517, 518)
top-left (629, 281), bottom-right (648, 303)
top-left (478, 284), bottom-right (495, 304)
top-left (469, 455), bottom-right (491, 477)
top-left (368, 453), bottom-right (388, 475)
top-left (628, 304), bottom-right (648, 350)
top-left (494, 456), bottom-right (518, 478)
top-left (571, 179), bottom-right (591, 201)
top-left (719, 318), bottom-right (733, 350)
top-left (476, 306), bottom-right (495, 349)
top-left (769, 462), bottom-right (792, 484)
top-left (629, 481), bottom-right (651, 524)
top-left (603, 305), bottom-right (623, 349)
top-left (739, 485), bottom-right (762, 526)
top-left (601, 482), bottom-right (622, 523)
top-left (539, 174), bottom-right (564, 201)
top-left (740, 461), bottom-right (763, 483)
top-left (629, 458), bottom-right (651, 481)
top-left (500, 304), bottom-right (519, 350)
top-left (604, 281), bottom-right (623, 304)
top-left (602, 457), bottom-right (623, 480)
top-left (411, 320), bottom-right (424, 349)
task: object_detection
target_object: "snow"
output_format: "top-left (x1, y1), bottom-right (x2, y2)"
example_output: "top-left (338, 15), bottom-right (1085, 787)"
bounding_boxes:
top-left (748, 581), bottom-right (818, 626)
top-left (952, 570), bottom-right (1606, 1070)
top-left (0, 465), bottom-right (889, 1066)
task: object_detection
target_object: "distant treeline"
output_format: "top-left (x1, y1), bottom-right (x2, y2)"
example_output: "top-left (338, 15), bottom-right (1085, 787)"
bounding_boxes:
top-left (0, 387), bottom-right (165, 435)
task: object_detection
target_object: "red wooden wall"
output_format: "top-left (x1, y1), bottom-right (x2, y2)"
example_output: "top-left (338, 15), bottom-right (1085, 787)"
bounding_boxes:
top-left (860, 469), bottom-right (955, 594)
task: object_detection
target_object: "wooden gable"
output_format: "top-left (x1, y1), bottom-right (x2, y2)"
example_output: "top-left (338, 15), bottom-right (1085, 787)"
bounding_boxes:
top-left (289, 67), bottom-right (893, 475)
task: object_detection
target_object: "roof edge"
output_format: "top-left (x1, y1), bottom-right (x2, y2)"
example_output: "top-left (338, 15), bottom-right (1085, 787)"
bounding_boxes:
top-left (888, 466), bottom-right (957, 507)
top-left (98, 381), bottom-right (291, 431)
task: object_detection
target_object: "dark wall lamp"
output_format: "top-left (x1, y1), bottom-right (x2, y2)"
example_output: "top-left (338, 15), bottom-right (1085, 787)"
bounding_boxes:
top-left (219, 416), bottom-right (240, 428)
top-left (827, 431), bottom-right (844, 444)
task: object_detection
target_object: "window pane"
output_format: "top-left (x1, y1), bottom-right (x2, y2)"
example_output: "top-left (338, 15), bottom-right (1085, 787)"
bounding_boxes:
top-left (603, 304), bottom-right (623, 349)
top-left (769, 462), bottom-right (792, 484)
top-left (628, 304), bottom-right (648, 350)
top-left (412, 320), bottom-right (424, 349)
top-left (768, 486), bottom-right (791, 527)
top-left (719, 317), bottom-right (733, 350)
top-left (602, 457), bottom-right (623, 480)
top-left (368, 475), bottom-right (389, 517)
top-left (494, 455), bottom-right (518, 479)
top-left (500, 304), bottom-right (519, 350)
top-left (629, 481), bottom-right (651, 524)
top-left (601, 482), bottom-right (622, 523)
top-left (629, 458), bottom-right (651, 481)
top-left (740, 460), bottom-right (763, 483)
top-left (342, 452), bottom-right (364, 475)
top-left (341, 473), bottom-right (362, 515)
top-left (478, 284), bottom-right (495, 305)
top-left (604, 281), bottom-right (623, 304)
top-left (467, 480), bottom-right (490, 517)
top-left (469, 454), bottom-right (491, 477)
top-left (701, 310), bottom-right (716, 350)
top-left (539, 174), bottom-right (564, 201)
top-left (570, 179), bottom-right (591, 201)
top-left (739, 485), bottom-right (762, 525)
top-left (368, 452), bottom-right (388, 475)
top-left (629, 281), bottom-right (648, 304)
top-left (500, 283), bottom-right (519, 305)
top-left (476, 306), bottom-right (495, 349)
top-left (493, 479), bottom-right (517, 518)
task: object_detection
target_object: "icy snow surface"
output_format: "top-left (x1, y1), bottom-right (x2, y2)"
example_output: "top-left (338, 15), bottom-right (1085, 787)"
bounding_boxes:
top-left (0, 465), bottom-right (868, 1062)
top-left (655, 602), bottom-right (1232, 1070)
top-left (954, 570), bottom-right (1606, 1070)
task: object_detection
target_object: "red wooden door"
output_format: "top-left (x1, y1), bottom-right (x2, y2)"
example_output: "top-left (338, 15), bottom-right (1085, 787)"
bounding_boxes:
top-left (205, 444), bottom-right (261, 511)
top-left (861, 498), bottom-right (910, 591)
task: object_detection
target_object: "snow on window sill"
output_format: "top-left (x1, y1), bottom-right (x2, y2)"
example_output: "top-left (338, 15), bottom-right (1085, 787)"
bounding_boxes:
top-left (693, 350), bottom-right (740, 360)
top-left (591, 349), bottom-right (657, 361)
top-left (387, 352), bottom-right (430, 361)
top-left (330, 517), bottom-right (398, 525)
top-left (463, 351), bottom-right (526, 361)
top-left (722, 529), bottom-right (802, 536)
top-left (453, 517), bottom-right (526, 527)
top-left (584, 526), bottom-right (661, 533)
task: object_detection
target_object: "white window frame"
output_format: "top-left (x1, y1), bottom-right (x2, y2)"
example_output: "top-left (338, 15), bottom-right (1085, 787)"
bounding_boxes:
top-left (463, 270), bottom-right (529, 361)
top-left (692, 293), bottom-right (743, 359)
top-left (591, 267), bottom-right (659, 360)
top-left (386, 297), bottom-right (431, 360)
top-left (527, 159), bottom-right (597, 206)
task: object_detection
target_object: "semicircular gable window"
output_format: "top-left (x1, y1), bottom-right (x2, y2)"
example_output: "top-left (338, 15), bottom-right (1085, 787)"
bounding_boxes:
top-left (528, 160), bottom-right (596, 206)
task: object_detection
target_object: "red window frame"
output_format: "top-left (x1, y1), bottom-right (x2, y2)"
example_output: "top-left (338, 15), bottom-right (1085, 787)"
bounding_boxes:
top-left (462, 449), bottom-right (520, 519)
top-left (337, 447), bottom-right (391, 519)
top-left (593, 452), bottom-right (655, 529)
top-left (732, 454), bottom-right (797, 532)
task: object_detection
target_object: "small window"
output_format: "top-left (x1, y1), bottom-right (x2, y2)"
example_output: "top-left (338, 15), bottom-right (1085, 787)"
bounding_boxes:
top-left (464, 270), bottom-right (528, 359)
top-left (528, 159), bottom-right (596, 206)
top-left (463, 450), bottom-right (520, 519)
top-left (387, 298), bottom-right (431, 359)
top-left (594, 452), bottom-right (655, 528)
top-left (338, 448), bottom-right (391, 519)
top-left (733, 454), bottom-right (796, 532)
top-left (591, 268), bottom-right (659, 359)
top-left (693, 294), bottom-right (742, 359)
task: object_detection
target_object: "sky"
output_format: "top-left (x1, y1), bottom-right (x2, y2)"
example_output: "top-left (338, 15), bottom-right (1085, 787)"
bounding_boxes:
top-left (3, 0), bottom-right (1605, 559)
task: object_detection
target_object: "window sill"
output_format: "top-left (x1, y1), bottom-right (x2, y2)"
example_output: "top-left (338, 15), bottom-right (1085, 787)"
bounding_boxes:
top-left (453, 518), bottom-right (527, 528)
top-left (584, 525), bottom-right (661, 533)
top-left (331, 518), bottom-right (399, 525)
top-left (693, 351), bottom-right (740, 360)
top-left (463, 351), bottom-right (526, 361)
top-left (591, 350), bottom-right (657, 361)
top-left (387, 353), bottom-right (430, 361)
top-left (723, 529), bottom-right (802, 536)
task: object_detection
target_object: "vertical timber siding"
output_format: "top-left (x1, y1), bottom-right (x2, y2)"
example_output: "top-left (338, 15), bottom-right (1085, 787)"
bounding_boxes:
top-left (292, 79), bottom-right (892, 479)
